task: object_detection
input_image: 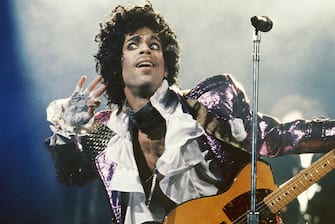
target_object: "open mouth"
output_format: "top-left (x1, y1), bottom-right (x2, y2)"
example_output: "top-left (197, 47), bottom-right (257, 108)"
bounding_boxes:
top-left (136, 61), bottom-right (154, 68)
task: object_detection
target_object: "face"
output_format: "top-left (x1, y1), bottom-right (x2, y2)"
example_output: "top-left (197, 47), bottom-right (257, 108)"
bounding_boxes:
top-left (121, 27), bottom-right (166, 98)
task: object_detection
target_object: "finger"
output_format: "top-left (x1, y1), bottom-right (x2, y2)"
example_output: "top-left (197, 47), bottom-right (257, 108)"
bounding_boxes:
top-left (87, 99), bottom-right (101, 107)
top-left (87, 99), bottom-right (101, 116)
top-left (75, 76), bottom-right (87, 91)
top-left (87, 75), bottom-right (103, 92)
top-left (88, 107), bottom-right (95, 117)
top-left (92, 84), bottom-right (107, 98)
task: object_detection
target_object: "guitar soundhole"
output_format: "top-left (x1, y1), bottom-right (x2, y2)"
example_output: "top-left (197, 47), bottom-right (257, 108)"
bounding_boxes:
top-left (222, 189), bottom-right (277, 223)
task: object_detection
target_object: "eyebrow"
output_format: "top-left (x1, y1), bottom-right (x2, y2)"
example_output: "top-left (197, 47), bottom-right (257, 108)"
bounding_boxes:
top-left (125, 34), bottom-right (161, 43)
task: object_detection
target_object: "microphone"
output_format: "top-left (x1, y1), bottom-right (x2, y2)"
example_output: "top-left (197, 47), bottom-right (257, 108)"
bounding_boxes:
top-left (250, 16), bottom-right (273, 32)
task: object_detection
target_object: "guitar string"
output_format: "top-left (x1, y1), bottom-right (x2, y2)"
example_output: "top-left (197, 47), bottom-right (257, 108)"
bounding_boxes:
top-left (230, 159), bottom-right (334, 224)
top-left (263, 154), bottom-right (334, 212)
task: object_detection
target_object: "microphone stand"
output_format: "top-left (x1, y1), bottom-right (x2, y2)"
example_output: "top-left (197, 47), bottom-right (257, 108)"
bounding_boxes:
top-left (247, 29), bottom-right (261, 224)
top-left (247, 15), bottom-right (272, 224)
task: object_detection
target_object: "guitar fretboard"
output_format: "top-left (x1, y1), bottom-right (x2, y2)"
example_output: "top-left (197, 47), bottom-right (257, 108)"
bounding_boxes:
top-left (264, 149), bottom-right (335, 213)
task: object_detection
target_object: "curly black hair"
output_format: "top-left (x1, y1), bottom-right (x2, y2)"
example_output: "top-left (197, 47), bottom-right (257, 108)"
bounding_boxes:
top-left (94, 3), bottom-right (180, 109)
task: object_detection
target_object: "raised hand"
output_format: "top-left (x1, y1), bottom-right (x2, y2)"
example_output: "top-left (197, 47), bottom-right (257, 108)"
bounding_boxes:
top-left (62, 75), bottom-right (107, 127)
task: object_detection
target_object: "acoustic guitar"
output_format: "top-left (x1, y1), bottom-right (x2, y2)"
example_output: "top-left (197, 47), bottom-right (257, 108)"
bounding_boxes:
top-left (163, 149), bottom-right (334, 224)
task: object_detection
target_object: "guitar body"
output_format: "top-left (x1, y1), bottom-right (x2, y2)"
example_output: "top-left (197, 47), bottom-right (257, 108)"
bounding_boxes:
top-left (163, 161), bottom-right (280, 224)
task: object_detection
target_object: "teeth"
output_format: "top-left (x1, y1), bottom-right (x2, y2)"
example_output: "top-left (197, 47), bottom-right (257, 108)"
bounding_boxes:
top-left (137, 61), bottom-right (153, 67)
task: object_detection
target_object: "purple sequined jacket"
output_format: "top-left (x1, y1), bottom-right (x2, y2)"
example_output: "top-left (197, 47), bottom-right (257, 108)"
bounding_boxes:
top-left (45, 74), bottom-right (335, 223)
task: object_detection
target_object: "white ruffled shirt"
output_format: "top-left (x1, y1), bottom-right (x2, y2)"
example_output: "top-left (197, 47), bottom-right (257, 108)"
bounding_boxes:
top-left (104, 80), bottom-right (219, 223)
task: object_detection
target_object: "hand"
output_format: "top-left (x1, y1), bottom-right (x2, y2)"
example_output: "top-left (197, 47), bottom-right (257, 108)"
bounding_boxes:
top-left (62, 75), bottom-right (107, 127)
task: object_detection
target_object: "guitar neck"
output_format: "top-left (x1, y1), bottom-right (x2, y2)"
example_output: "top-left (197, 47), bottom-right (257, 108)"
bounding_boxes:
top-left (264, 149), bottom-right (335, 213)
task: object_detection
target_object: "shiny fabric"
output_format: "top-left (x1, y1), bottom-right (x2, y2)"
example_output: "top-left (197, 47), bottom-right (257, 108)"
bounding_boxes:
top-left (187, 74), bottom-right (335, 156)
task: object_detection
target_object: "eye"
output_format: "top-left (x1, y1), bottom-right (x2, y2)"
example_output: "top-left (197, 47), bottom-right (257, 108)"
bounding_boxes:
top-left (150, 43), bottom-right (161, 50)
top-left (127, 43), bottom-right (138, 50)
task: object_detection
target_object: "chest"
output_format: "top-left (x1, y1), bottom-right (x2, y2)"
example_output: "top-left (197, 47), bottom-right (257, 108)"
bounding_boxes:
top-left (137, 130), bottom-right (165, 171)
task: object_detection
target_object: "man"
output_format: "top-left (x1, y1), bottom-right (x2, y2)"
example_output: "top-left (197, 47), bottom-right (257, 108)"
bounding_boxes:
top-left (45, 3), bottom-right (335, 224)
